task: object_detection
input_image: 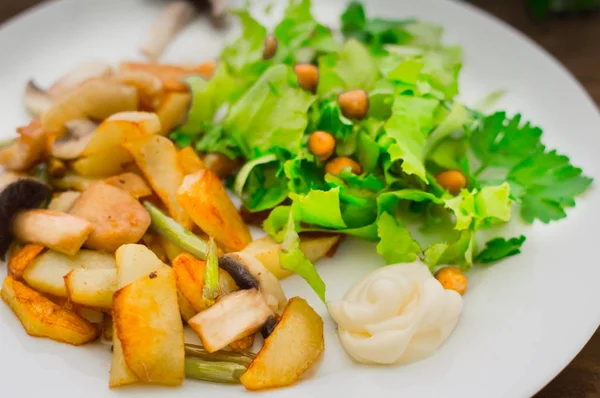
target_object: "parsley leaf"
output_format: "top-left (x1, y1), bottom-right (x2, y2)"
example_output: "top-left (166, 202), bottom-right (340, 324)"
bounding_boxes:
top-left (508, 150), bottom-right (593, 223)
top-left (471, 112), bottom-right (544, 170)
top-left (476, 235), bottom-right (526, 264)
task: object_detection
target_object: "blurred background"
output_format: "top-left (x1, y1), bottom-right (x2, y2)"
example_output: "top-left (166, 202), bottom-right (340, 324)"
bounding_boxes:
top-left (0, 0), bottom-right (598, 397)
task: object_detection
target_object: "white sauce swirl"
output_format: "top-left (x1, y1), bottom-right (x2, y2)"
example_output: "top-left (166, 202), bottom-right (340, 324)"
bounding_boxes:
top-left (328, 261), bottom-right (463, 365)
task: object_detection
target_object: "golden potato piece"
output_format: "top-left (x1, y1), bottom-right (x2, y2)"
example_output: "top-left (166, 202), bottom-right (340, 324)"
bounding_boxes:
top-left (23, 250), bottom-right (82, 297)
top-left (48, 61), bottom-right (114, 98)
top-left (13, 209), bottom-right (94, 255)
top-left (115, 244), bottom-right (165, 288)
top-left (160, 236), bottom-right (185, 263)
top-left (64, 268), bottom-right (117, 310)
top-left (104, 172), bottom-right (152, 199)
top-left (1, 276), bottom-right (98, 345)
top-left (74, 250), bottom-right (116, 269)
top-left (124, 135), bottom-right (191, 228)
top-left (51, 172), bottom-right (101, 192)
top-left (177, 146), bottom-right (205, 175)
top-left (113, 266), bottom-right (185, 386)
top-left (43, 80), bottom-right (139, 132)
top-left (157, 92), bottom-right (191, 136)
top-left (113, 71), bottom-right (164, 110)
top-left (110, 323), bottom-right (139, 388)
top-left (69, 182), bottom-right (151, 252)
top-left (71, 146), bottom-right (134, 178)
top-left (172, 252), bottom-right (207, 312)
top-left (7, 244), bottom-right (45, 280)
top-left (177, 290), bottom-right (197, 323)
top-left (229, 334), bottom-right (255, 352)
top-left (81, 111), bottom-right (160, 156)
top-left (119, 61), bottom-right (216, 92)
top-left (243, 235), bottom-right (341, 279)
top-left (241, 297), bottom-right (324, 390)
top-left (0, 121), bottom-right (48, 171)
top-left (177, 170), bottom-right (251, 252)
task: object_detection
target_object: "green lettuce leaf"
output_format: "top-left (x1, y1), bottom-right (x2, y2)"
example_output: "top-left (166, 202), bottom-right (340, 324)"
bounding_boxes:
top-left (290, 188), bottom-right (347, 229)
top-left (234, 155), bottom-right (289, 212)
top-left (280, 212), bottom-right (326, 302)
top-left (476, 235), bottom-right (526, 264)
top-left (382, 95), bottom-right (440, 182)
top-left (423, 228), bottom-right (476, 271)
top-left (444, 183), bottom-right (512, 230)
top-left (376, 211), bottom-right (421, 264)
top-left (221, 10), bottom-right (268, 77)
top-left (224, 65), bottom-right (315, 158)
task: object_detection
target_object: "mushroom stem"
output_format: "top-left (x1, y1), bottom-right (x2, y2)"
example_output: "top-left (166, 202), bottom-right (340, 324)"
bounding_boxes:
top-left (140, 1), bottom-right (197, 61)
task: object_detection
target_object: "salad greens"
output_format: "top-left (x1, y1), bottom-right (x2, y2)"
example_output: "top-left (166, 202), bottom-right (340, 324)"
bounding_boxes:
top-left (172, 0), bottom-right (593, 301)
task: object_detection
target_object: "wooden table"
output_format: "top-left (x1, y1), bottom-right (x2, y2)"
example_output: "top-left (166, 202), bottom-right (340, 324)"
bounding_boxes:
top-left (1, 0), bottom-right (598, 397)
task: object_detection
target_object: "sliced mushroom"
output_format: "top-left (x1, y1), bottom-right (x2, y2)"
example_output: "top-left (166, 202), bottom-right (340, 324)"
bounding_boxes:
top-left (140, 1), bottom-right (197, 61)
top-left (0, 179), bottom-right (52, 259)
top-left (188, 288), bottom-right (273, 353)
top-left (219, 252), bottom-right (287, 315)
top-left (51, 119), bottom-right (97, 160)
top-left (48, 61), bottom-right (114, 98)
top-left (261, 315), bottom-right (278, 339)
top-left (24, 81), bottom-right (53, 118)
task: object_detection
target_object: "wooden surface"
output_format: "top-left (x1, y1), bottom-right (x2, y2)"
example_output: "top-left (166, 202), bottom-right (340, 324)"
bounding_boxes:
top-left (0, 0), bottom-right (598, 397)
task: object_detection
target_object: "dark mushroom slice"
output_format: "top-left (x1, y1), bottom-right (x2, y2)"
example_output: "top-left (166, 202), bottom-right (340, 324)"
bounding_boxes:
top-left (51, 119), bottom-right (97, 160)
top-left (23, 81), bottom-right (53, 118)
top-left (260, 315), bottom-right (278, 339)
top-left (219, 252), bottom-right (287, 315)
top-left (0, 179), bottom-right (51, 259)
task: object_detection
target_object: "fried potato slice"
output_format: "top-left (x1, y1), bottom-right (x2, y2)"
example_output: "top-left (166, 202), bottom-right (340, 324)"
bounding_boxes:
top-left (48, 191), bottom-right (81, 213)
top-left (177, 170), bottom-right (251, 252)
top-left (113, 266), bottom-right (185, 386)
top-left (240, 297), bottom-right (324, 390)
top-left (64, 268), bottom-right (117, 310)
top-left (110, 323), bottom-right (139, 388)
top-left (1, 276), bottom-right (98, 345)
top-left (81, 111), bottom-right (160, 156)
top-left (157, 92), bottom-right (191, 136)
top-left (51, 171), bottom-right (101, 192)
top-left (104, 172), bottom-right (152, 199)
top-left (177, 290), bottom-right (197, 323)
top-left (23, 250), bottom-right (82, 297)
top-left (119, 61), bottom-right (216, 91)
top-left (43, 80), bottom-right (138, 132)
top-left (69, 182), bottom-right (151, 252)
top-left (124, 135), bottom-right (191, 228)
top-left (115, 244), bottom-right (164, 288)
top-left (71, 146), bottom-right (134, 178)
top-left (242, 235), bottom-right (341, 279)
top-left (177, 146), bottom-right (205, 175)
top-left (7, 244), bottom-right (45, 280)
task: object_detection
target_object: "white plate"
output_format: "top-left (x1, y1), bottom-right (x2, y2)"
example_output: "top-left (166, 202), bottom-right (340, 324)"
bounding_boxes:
top-left (1, 0), bottom-right (599, 397)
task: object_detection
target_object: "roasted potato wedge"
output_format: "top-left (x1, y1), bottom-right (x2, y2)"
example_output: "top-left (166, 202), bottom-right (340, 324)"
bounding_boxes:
top-left (119, 61), bottom-right (216, 92)
top-left (172, 252), bottom-right (208, 312)
top-left (23, 250), bottom-right (82, 297)
top-left (113, 71), bottom-right (164, 110)
top-left (178, 146), bottom-right (205, 175)
top-left (104, 172), bottom-right (152, 199)
top-left (14, 210), bottom-right (94, 255)
top-left (1, 276), bottom-right (98, 345)
top-left (74, 250), bottom-right (116, 269)
top-left (81, 111), bottom-right (160, 156)
top-left (64, 268), bottom-right (117, 310)
top-left (241, 297), bottom-right (324, 390)
top-left (242, 235), bottom-right (341, 279)
top-left (157, 92), bottom-right (191, 136)
top-left (115, 244), bottom-right (164, 288)
top-left (113, 266), bottom-right (185, 386)
top-left (48, 191), bottom-right (81, 213)
top-left (51, 171), bottom-right (101, 191)
top-left (110, 323), bottom-right (139, 388)
top-left (69, 182), bottom-right (151, 252)
top-left (177, 290), bottom-right (197, 322)
top-left (71, 146), bottom-right (134, 178)
top-left (188, 289), bottom-right (273, 353)
top-left (124, 135), bottom-right (191, 228)
top-left (7, 244), bottom-right (45, 280)
top-left (76, 307), bottom-right (105, 324)
top-left (177, 170), bottom-right (251, 252)
top-left (43, 80), bottom-right (139, 132)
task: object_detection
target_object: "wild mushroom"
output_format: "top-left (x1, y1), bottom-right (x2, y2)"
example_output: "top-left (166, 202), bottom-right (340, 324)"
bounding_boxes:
top-left (23, 81), bottom-right (53, 118)
top-left (140, 1), bottom-right (197, 61)
top-left (219, 252), bottom-right (287, 315)
top-left (188, 288), bottom-right (274, 353)
top-left (0, 179), bottom-right (51, 259)
top-left (51, 119), bottom-right (97, 160)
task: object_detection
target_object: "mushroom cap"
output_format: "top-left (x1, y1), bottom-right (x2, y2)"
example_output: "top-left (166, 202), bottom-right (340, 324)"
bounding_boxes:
top-left (0, 179), bottom-right (52, 259)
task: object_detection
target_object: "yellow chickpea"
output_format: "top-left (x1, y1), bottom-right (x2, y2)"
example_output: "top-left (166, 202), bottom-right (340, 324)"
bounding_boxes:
top-left (436, 170), bottom-right (467, 195)
top-left (434, 267), bottom-right (467, 295)
top-left (294, 64), bottom-right (319, 93)
top-left (325, 157), bottom-right (362, 176)
top-left (308, 131), bottom-right (335, 161)
top-left (263, 35), bottom-right (278, 59)
top-left (338, 89), bottom-right (369, 120)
